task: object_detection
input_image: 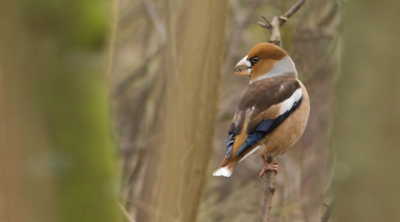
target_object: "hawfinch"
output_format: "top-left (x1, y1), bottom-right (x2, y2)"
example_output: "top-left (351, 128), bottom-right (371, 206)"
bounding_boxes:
top-left (213, 43), bottom-right (310, 177)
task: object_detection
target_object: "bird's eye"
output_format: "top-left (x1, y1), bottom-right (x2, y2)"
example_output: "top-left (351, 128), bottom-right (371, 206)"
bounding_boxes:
top-left (251, 56), bottom-right (260, 64)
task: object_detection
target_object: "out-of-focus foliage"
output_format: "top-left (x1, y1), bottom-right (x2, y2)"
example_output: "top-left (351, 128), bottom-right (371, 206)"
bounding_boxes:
top-left (22, 0), bottom-right (108, 49)
top-left (0, 1), bottom-right (121, 222)
top-left (114, 0), bottom-right (340, 222)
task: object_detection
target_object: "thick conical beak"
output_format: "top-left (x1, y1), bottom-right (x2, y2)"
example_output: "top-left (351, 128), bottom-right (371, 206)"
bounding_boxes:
top-left (234, 55), bottom-right (251, 75)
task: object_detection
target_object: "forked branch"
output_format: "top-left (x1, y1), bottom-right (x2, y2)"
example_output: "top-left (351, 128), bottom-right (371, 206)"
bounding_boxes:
top-left (258, 0), bottom-right (305, 47)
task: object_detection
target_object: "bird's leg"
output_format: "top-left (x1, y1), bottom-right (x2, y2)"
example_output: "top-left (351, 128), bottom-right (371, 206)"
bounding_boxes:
top-left (260, 155), bottom-right (279, 177)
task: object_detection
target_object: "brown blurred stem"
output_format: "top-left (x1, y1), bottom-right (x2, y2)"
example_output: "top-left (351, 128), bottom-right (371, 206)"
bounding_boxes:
top-left (106, 0), bottom-right (120, 82)
top-left (258, 1), bottom-right (305, 221)
top-left (141, 0), bottom-right (166, 42)
top-left (321, 199), bottom-right (335, 222)
top-left (258, 0), bottom-right (305, 47)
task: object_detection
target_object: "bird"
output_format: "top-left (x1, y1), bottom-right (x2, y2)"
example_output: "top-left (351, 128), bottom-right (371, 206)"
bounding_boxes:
top-left (213, 43), bottom-right (310, 177)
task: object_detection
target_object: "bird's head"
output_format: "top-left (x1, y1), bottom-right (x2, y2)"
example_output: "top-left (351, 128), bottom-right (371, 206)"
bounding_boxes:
top-left (234, 43), bottom-right (297, 83)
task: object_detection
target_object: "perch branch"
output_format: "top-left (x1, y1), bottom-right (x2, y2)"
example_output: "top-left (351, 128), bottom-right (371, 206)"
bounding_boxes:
top-left (260, 156), bottom-right (276, 222)
top-left (258, 1), bottom-right (305, 222)
top-left (258, 0), bottom-right (305, 47)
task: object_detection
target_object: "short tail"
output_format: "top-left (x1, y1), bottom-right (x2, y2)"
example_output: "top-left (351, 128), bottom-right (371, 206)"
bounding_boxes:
top-left (212, 161), bottom-right (238, 177)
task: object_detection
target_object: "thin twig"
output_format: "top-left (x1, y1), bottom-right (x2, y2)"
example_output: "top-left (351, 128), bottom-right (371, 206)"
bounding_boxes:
top-left (118, 201), bottom-right (137, 222)
top-left (321, 199), bottom-right (335, 222)
top-left (262, 16), bottom-right (272, 29)
top-left (123, 63), bottom-right (165, 212)
top-left (258, 0), bottom-right (306, 47)
top-left (141, 0), bottom-right (166, 42)
top-left (283, 0), bottom-right (306, 20)
top-left (113, 44), bottom-right (165, 97)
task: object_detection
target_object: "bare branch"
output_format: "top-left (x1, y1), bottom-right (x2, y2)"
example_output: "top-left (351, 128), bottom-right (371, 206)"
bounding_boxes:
top-left (258, 21), bottom-right (271, 30)
top-left (258, 17), bottom-right (272, 31)
top-left (113, 44), bottom-right (165, 97)
top-left (258, 0), bottom-right (305, 47)
top-left (268, 16), bottom-right (283, 47)
top-left (118, 202), bottom-right (137, 222)
top-left (262, 16), bottom-right (272, 27)
top-left (141, 0), bottom-right (166, 42)
top-left (321, 199), bottom-right (335, 222)
top-left (260, 156), bottom-right (276, 222)
top-left (283, 0), bottom-right (306, 20)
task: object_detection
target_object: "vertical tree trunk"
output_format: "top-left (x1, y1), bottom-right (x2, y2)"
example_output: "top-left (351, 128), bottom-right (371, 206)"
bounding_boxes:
top-left (0, 1), bottom-right (122, 222)
top-left (137, 1), bottom-right (229, 222)
top-left (335, 0), bottom-right (400, 221)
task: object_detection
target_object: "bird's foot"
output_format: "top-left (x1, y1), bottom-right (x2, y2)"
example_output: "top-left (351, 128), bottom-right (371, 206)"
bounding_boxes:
top-left (259, 161), bottom-right (279, 177)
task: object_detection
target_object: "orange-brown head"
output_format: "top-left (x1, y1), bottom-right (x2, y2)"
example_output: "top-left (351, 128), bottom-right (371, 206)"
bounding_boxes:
top-left (234, 43), bottom-right (297, 83)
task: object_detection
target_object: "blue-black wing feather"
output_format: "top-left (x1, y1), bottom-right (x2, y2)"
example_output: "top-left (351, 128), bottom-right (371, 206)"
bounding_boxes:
top-left (235, 96), bottom-right (303, 157)
top-left (226, 134), bottom-right (235, 159)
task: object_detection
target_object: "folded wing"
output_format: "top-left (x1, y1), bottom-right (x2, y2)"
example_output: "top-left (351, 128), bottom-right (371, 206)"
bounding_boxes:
top-left (225, 77), bottom-right (303, 159)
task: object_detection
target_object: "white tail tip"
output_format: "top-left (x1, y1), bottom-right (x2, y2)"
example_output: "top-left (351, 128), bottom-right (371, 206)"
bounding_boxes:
top-left (213, 162), bottom-right (238, 177)
top-left (213, 166), bottom-right (233, 177)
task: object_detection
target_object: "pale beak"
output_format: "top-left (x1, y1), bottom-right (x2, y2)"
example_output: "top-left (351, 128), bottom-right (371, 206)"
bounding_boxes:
top-left (234, 55), bottom-right (251, 75)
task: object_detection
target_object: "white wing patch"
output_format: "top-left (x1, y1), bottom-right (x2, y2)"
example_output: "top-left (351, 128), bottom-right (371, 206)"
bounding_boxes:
top-left (234, 112), bottom-right (242, 128)
top-left (279, 88), bottom-right (302, 115)
top-left (239, 145), bottom-right (261, 163)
